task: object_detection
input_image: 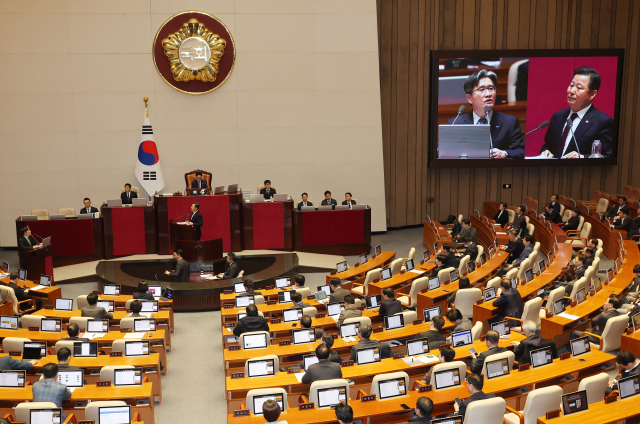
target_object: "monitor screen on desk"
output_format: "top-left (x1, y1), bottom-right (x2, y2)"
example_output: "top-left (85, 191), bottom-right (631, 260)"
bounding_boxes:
top-left (485, 357), bottom-right (510, 379)
top-left (431, 416), bottom-right (463, 424)
top-left (98, 405), bottom-right (131, 424)
top-left (242, 333), bottom-right (268, 350)
top-left (423, 250), bottom-right (430, 262)
top-left (30, 409), bottom-right (62, 424)
top-left (384, 314), bottom-right (404, 331)
top-left (1, 262), bottom-right (7, 272)
top-left (365, 295), bottom-right (382, 309)
top-left (133, 318), bottom-right (156, 332)
top-left (148, 285), bottom-right (162, 298)
top-left (23, 342), bottom-right (47, 359)
top-left (428, 277), bottom-right (440, 291)
top-left (327, 302), bottom-right (344, 317)
top-left (340, 323), bottom-right (359, 338)
top-left (113, 367), bottom-right (142, 386)
top-left (275, 277), bottom-right (291, 289)
top-left (124, 340), bottom-right (150, 356)
top-left (253, 393), bottom-right (285, 415)
top-left (434, 368), bottom-right (461, 390)
top-left (87, 319), bottom-right (109, 333)
top-left (73, 341), bottom-right (98, 358)
top-left (375, 245), bottom-right (382, 256)
top-left (39, 275), bottom-right (52, 287)
top-left (359, 253), bottom-right (368, 265)
top-left (449, 270), bottom-right (459, 283)
top-left (237, 312), bottom-right (247, 320)
top-left (483, 287), bottom-right (496, 302)
top-left (235, 295), bottom-right (254, 308)
top-left (293, 329), bottom-right (316, 345)
top-left (562, 391), bottom-right (588, 415)
top-left (336, 261), bottom-right (348, 273)
top-left (618, 375), bottom-right (640, 400)
top-left (54, 298), bottom-right (73, 311)
top-left (103, 284), bottom-right (120, 296)
top-left (317, 285), bottom-right (331, 296)
top-left (576, 287), bottom-right (587, 304)
top-left (451, 330), bottom-right (472, 348)
top-left (530, 346), bottom-right (553, 368)
top-left (58, 369), bottom-right (83, 388)
top-left (490, 320), bottom-right (510, 336)
top-left (18, 268), bottom-right (27, 281)
top-left (423, 306), bottom-right (441, 323)
top-left (570, 336), bottom-right (591, 357)
top-left (96, 300), bottom-right (114, 312)
top-left (303, 354), bottom-right (319, 370)
top-left (524, 268), bottom-right (534, 283)
top-left (317, 387), bottom-right (347, 408)
top-left (140, 300), bottom-right (158, 312)
top-left (314, 290), bottom-right (328, 301)
top-left (632, 312), bottom-right (640, 332)
top-left (0, 316), bottom-right (18, 330)
top-left (381, 268), bottom-right (392, 281)
top-left (405, 259), bottom-right (415, 271)
top-left (0, 370), bottom-right (25, 388)
top-left (40, 318), bottom-right (61, 332)
top-left (607, 268), bottom-right (615, 282)
top-left (233, 282), bottom-right (246, 293)
top-left (407, 338), bottom-right (429, 356)
top-left (283, 308), bottom-right (303, 323)
top-left (278, 291), bottom-right (292, 303)
top-left (553, 299), bottom-right (565, 315)
top-left (247, 359), bottom-right (275, 378)
top-left (377, 377), bottom-right (407, 400)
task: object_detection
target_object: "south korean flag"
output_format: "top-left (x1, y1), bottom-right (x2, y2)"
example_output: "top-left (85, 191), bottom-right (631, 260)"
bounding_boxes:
top-left (135, 104), bottom-right (165, 195)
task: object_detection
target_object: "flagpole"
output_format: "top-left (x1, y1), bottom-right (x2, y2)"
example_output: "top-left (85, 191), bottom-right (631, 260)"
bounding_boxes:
top-left (144, 96), bottom-right (149, 117)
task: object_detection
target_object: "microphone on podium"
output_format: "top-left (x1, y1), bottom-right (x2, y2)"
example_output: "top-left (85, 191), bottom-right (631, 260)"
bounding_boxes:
top-left (451, 105), bottom-right (466, 125)
top-left (173, 213), bottom-right (188, 223)
top-left (31, 233), bottom-right (44, 242)
top-left (524, 121), bottom-right (549, 136)
top-left (483, 105), bottom-right (491, 117)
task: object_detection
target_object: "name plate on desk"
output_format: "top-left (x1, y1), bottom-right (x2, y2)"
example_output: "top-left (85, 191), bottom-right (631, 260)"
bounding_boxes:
top-left (360, 394), bottom-right (376, 402)
top-left (120, 328), bottom-right (131, 332)
top-left (287, 367), bottom-right (301, 374)
top-left (224, 323), bottom-right (234, 328)
top-left (97, 380), bottom-right (111, 387)
top-left (518, 363), bottom-right (531, 372)
top-left (231, 372), bottom-right (244, 379)
top-left (279, 341), bottom-right (291, 346)
top-left (341, 360), bottom-right (354, 367)
top-left (418, 385), bottom-right (432, 393)
top-left (307, 295), bottom-right (315, 300)
top-left (413, 319), bottom-right (422, 326)
top-left (546, 409), bottom-right (561, 420)
top-left (223, 290), bottom-right (233, 295)
top-left (224, 304), bottom-right (234, 309)
top-left (393, 353), bottom-right (405, 359)
top-left (266, 285), bottom-right (274, 290)
top-left (315, 313), bottom-right (325, 318)
top-left (270, 319), bottom-right (281, 324)
top-left (9, 351), bottom-right (21, 357)
top-left (233, 409), bottom-right (250, 417)
top-left (560, 352), bottom-right (571, 360)
top-left (373, 327), bottom-right (383, 333)
top-left (605, 394), bottom-right (618, 404)
top-left (299, 403), bottom-right (314, 410)
top-left (476, 298), bottom-right (484, 305)
top-left (28, 327), bottom-right (39, 331)
top-left (79, 421), bottom-right (95, 424)
top-left (267, 300), bottom-right (277, 305)
top-left (439, 344), bottom-right (451, 350)
top-left (331, 334), bottom-right (338, 339)
top-left (110, 352), bottom-right (122, 357)
top-left (229, 346), bottom-right (240, 351)
top-left (44, 305), bottom-right (53, 310)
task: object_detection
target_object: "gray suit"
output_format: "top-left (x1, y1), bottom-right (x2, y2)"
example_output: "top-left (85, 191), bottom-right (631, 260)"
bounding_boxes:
top-left (470, 346), bottom-right (509, 374)
top-left (414, 329), bottom-right (447, 351)
top-left (0, 356), bottom-right (34, 370)
top-left (349, 338), bottom-right (391, 361)
top-left (336, 304), bottom-right (362, 327)
top-left (452, 318), bottom-right (473, 333)
top-left (301, 359), bottom-right (342, 384)
top-left (80, 305), bottom-right (113, 319)
top-left (329, 287), bottom-right (350, 304)
top-left (510, 214), bottom-right (526, 230)
top-left (168, 257), bottom-right (190, 282)
top-left (456, 227), bottom-right (478, 244)
top-left (513, 244), bottom-right (533, 268)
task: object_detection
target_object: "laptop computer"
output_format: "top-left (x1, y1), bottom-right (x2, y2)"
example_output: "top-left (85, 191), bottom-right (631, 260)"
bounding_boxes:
top-left (530, 346), bottom-right (553, 368)
top-left (49, 214), bottom-right (65, 220)
top-left (316, 386), bottom-right (347, 408)
top-left (98, 406), bottom-right (131, 424)
top-left (132, 198), bottom-right (147, 207)
top-left (54, 298), bottom-right (73, 311)
top-left (617, 374), bottom-right (640, 399)
top-left (214, 186), bottom-right (225, 195)
top-left (227, 184), bottom-right (239, 193)
top-left (107, 199), bottom-right (123, 208)
top-left (570, 336), bottom-right (591, 357)
top-left (114, 367), bottom-right (143, 386)
top-left (103, 284), bottom-right (120, 296)
top-left (317, 285), bottom-right (331, 296)
top-left (438, 124), bottom-right (491, 159)
top-left (273, 194), bottom-right (288, 202)
top-left (292, 329), bottom-right (316, 345)
top-left (384, 314), bottom-right (405, 330)
top-left (243, 333), bottom-right (269, 350)
top-left (434, 368), bottom-right (461, 390)
top-left (30, 409), bottom-right (62, 424)
top-left (406, 337), bottom-right (429, 356)
top-left (423, 306), bottom-right (441, 323)
top-left (249, 194), bottom-right (265, 203)
top-left (482, 287), bottom-right (496, 302)
top-left (73, 341), bottom-right (98, 358)
top-left (365, 295), bottom-right (382, 309)
top-left (490, 320), bottom-right (510, 337)
top-left (124, 340), bottom-right (150, 356)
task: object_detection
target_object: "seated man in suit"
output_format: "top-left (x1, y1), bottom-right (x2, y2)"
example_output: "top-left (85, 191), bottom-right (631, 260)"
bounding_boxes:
top-left (126, 300), bottom-right (144, 318)
top-left (503, 230), bottom-right (524, 264)
top-left (570, 295), bottom-right (621, 344)
top-left (544, 203), bottom-right (562, 224)
top-left (510, 320), bottom-right (542, 367)
top-left (7, 273), bottom-right (42, 311)
top-left (121, 183), bottom-right (137, 205)
top-left (447, 69), bottom-right (524, 158)
top-left (606, 350), bottom-right (640, 395)
top-left (455, 219), bottom-right (477, 244)
top-left (328, 277), bottom-right (350, 304)
top-left (57, 348), bottom-right (82, 372)
top-left (508, 206), bottom-right (527, 230)
top-left (446, 308), bottom-right (473, 333)
top-left (217, 252), bottom-right (239, 279)
top-left (293, 275), bottom-right (306, 289)
top-left (608, 195), bottom-right (628, 221)
top-left (378, 287), bottom-right (402, 317)
top-left (470, 330), bottom-right (508, 374)
top-left (423, 346), bottom-right (455, 388)
top-left (446, 215), bottom-right (462, 239)
top-left (515, 219), bottom-right (529, 238)
top-left (321, 190), bottom-right (337, 207)
top-left (447, 277), bottom-right (471, 305)
top-left (456, 237), bottom-right (478, 271)
top-left (292, 315), bottom-right (324, 342)
top-left (17, 226), bottom-right (42, 269)
top-left (342, 192), bottom-right (357, 207)
top-left (413, 316), bottom-right (447, 351)
top-left (165, 250), bottom-right (190, 282)
top-left (80, 198), bottom-right (98, 215)
top-left (613, 207), bottom-right (639, 240)
top-left (539, 66), bottom-right (613, 159)
top-left (32, 363), bottom-right (72, 420)
top-left (438, 243), bottom-right (457, 268)
top-left (408, 396), bottom-right (435, 423)
top-left (233, 304), bottom-right (269, 336)
top-left (349, 323), bottom-right (391, 361)
top-left (335, 403), bottom-right (364, 424)
top-left (561, 208), bottom-right (581, 232)
top-left (0, 354), bottom-right (37, 370)
top-left (243, 279), bottom-right (261, 296)
top-left (187, 202), bottom-right (203, 241)
top-left (191, 171), bottom-right (208, 189)
top-left (430, 254), bottom-right (448, 278)
top-left (336, 294), bottom-right (362, 327)
top-left (61, 323), bottom-right (90, 342)
top-left (583, 247), bottom-right (595, 267)
top-left (572, 254), bottom-right (587, 279)
top-left (134, 281), bottom-right (155, 300)
top-left (507, 235), bottom-right (534, 270)
top-left (292, 292), bottom-right (310, 309)
top-left (81, 293), bottom-right (113, 319)
top-left (302, 343), bottom-right (342, 384)
top-left (260, 180), bottom-right (276, 199)
top-left (490, 278), bottom-right (524, 326)
top-left (493, 202), bottom-right (510, 226)
top-left (453, 374), bottom-right (496, 420)
top-left (297, 192), bottom-right (313, 211)
top-left (549, 194), bottom-right (561, 215)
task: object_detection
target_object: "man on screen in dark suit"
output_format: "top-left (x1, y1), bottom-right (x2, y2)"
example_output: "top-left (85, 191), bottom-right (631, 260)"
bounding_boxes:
top-left (321, 190), bottom-right (337, 206)
top-left (187, 202), bottom-right (203, 240)
top-left (259, 180), bottom-right (276, 199)
top-left (18, 226), bottom-right (42, 269)
top-left (120, 183), bottom-right (137, 205)
top-left (165, 250), bottom-right (190, 282)
top-left (191, 171), bottom-right (208, 189)
top-left (539, 67), bottom-right (614, 159)
top-left (80, 198), bottom-right (98, 215)
top-left (297, 192), bottom-right (313, 211)
top-left (447, 69), bottom-right (525, 159)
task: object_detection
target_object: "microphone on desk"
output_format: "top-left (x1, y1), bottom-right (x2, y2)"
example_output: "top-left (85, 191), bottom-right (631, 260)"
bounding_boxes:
top-left (484, 105), bottom-right (491, 117)
top-left (451, 105), bottom-right (466, 125)
top-left (524, 120), bottom-right (549, 136)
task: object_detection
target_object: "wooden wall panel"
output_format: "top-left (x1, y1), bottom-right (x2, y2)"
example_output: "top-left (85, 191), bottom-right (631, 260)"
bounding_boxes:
top-left (377, 0), bottom-right (640, 227)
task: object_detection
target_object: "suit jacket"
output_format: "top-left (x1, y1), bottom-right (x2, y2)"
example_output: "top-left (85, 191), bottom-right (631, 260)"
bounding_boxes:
top-left (608, 203), bottom-right (627, 218)
top-left (168, 257), bottom-right (190, 282)
top-left (447, 110), bottom-right (525, 158)
top-left (550, 201), bottom-right (561, 216)
top-left (539, 104), bottom-right (614, 158)
top-left (492, 288), bottom-right (524, 322)
top-left (336, 304), bottom-right (362, 327)
top-left (544, 209), bottom-right (562, 224)
top-left (329, 287), bottom-right (350, 304)
top-left (574, 265), bottom-right (585, 279)
top-left (0, 356), bottom-right (34, 370)
top-left (189, 210), bottom-right (203, 240)
top-left (61, 336), bottom-right (90, 342)
top-left (342, 200), bottom-right (357, 207)
top-left (321, 199), bottom-right (338, 206)
top-left (301, 360), bottom-right (342, 384)
top-left (584, 256), bottom-right (594, 268)
top-left (458, 391), bottom-right (496, 420)
top-left (444, 251), bottom-right (457, 268)
top-left (452, 317), bottom-right (473, 333)
top-left (450, 220), bottom-right (462, 238)
top-left (120, 191), bottom-right (137, 205)
top-left (456, 227), bottom-right (478, 244)
top-left (615, 216), bottom-right (639, 240)
top-left (260, 187), bottom-right (276, 199)
top-left (591, 309), bottom-right (621, 335)
top-left (564, 215), bottom-right (581, 232)
top-left (513, 334), bottom-right (542, 363)
top-left (233, 316), bottom-right (270, 337)
top-left (413, 329), bottom-right (447, 351)
top-left (223, 262), bottom-right (240, 279)
top-left (134, 292), bottom-right (155, 300)
top-left (513, 244), bottom-right (533, 267)
top-left (510, 214), bottom-right (526, 230)
top-left (8, 282), bottom-right (30, 303)
top-left (461, 243), bottom-right (479, 262)
top-left (349, 338), bottom-right (391, 361)
top-left (493, 210), bottom-right (509, 226)
top-left (516, 226), bottom-right (529, 238)
top-left (430, 264), bottom-right (447, 278)
top-left (191, 179), bottom-right (208, 188)
top-left (297, 201), bottom-right (313, 211)
top-left (294, 301), bottom-right (310, 308)
top-left (379, 299), bottom-right (403, 317)
top-left (470, 346), bottom-right (509, 374)
top-left (32, 379), bottom-right (72, 418)
top-left (17, 235), bottom-right (38, 252)
top-left (505, 238), bottom-right (525, 263)
top-left (80, 206), bottom-right (98, 214)
top-left (80, 305), bottom-right (113, 320)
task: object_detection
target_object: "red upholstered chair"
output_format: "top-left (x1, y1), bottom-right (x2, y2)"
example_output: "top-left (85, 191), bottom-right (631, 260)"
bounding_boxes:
top-left (184, 169), bottom-right (212, 191)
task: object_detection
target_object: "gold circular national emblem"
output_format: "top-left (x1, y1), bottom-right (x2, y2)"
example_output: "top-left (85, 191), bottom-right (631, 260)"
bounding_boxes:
top-left (153, 11), bottom-right (236, 95)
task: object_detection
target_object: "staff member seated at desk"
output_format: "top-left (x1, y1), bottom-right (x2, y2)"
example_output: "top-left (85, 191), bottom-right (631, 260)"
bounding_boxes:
top-left (424, 346), bottom-right (455, 386)
top-left (342, 192), bottom-right (356, 207)
top-left (502, 230), bottom-right (524, 264)
top-left (17, 226), bottom-right (42, 269)
top-left (218, 252), bottom-right (239, 279)
top-left (569, 295), bottom-right (621, 344)
top-left (430, 254), bottom-right (448, 278)
top-left (453, 374), bottom-right (496, 421)
top-left (515, 219), bottom-right (529, 238)
top-left (80, 197), bottom-right (98, 215)
top-left (408, 396), bottom-right (435, 423)
top-left (606, 350), bottom-right (640, 396)
top-left (551, 266), bottom-right (579, 297)
top-left (349, 323), bottom-right (392, 361)
top-left (302, 343), bottom-right (342, 384)
top-left (328, 277), bottom-right (350, 303)
top-left (379, 288), bottom-right (403, 317)
top-left (165, 250), bottom-right (190, 282)
top-left (291, 292), bottom-right (310, 308)
top-left (573, 254), bottom-right (586, 278)
top-left (511, 321), bottom-right (542, 367)
top-left (447, 307), bottom-right (473, 333)
top-left (121, 183), bottom-right (137, 205)
top-left (493, 202), bottom-right (510, 226)
top-left (298, 333), bottom-right (342, 368)
top-left (81, 293), bottom-right (113, 319)
top-left (61, 323), bottom-right (90, 342)
top-left (613, 207), bottom-right (639, 239)
top-left (456, 237), bottom-right (478, 271)
top-left (33, 363), bottom-right (72, 421)
top-left (134, 281), bottom-right (155, 300)
top-left (243, 279), bottom-right (261, 296)
top-left (321, 190), bottom-right (337, 207)
top-left (413, 316), bottom-right (447, 351)
top-left (233, 304), bottom-right (269, 337)
top-left (508, 206), bottom-right (527, 230)
top-left (262, 399), bottom-right (286, 424)
top-left (191, 171), bottom-right (208, 188)
top-left (260, 180), bottom-right (276, 199)
top-left (470, 330), bottom-right (508, 374)
top-left (608, 195), bottom-right (628, 221)
top-left (0, 354), bottom-right (37, 370)
top-left (336, 294), bottom-right (361, 327)
top-left (297, 193), bottom-right (313, 211)
top-left (560, 209), bottom-right (581, 231)
top-left (490, 279), bottom-right (524, 327)
top-left (188, 202), bottom-right (203, 241)
top-left (544, 203), bottom-right (562, 224)
top-left (8, 272), bottom-right (42, 311)
top-left (126, 300), bottom-right (144, 318)
top-left (438, 243), bottom-right (457, 268)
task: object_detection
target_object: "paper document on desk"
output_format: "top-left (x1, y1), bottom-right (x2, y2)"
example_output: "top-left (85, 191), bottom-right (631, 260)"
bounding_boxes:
top-left (557, 312), bottom-right (580, 320)
top-left (293, 372), bottom-right (305, 383)
top-left (123, 332), bottom-right (146, 339)
top-left (330, 315), bottom-right (339, 322)
top-left (342, 336), bottom-right (357, 343)
top-left (401, 356), bottom-right (425, 367)
top-left (29, 285), bottom-right (46, 291)
top-left (69, 387), bottom-right (77, 393)
top-left (496, 232), bottom-right (506, 235)
top-left (0, 273), bottom-right (9, 279)
top-left (417, 355), bottom-right (439, 364)
top-left (81, 333), bottom-right (105, 340)
top-left (409, 270), bottom-right (425, 274)
top-left (177, 222), bottom-right (188, 225)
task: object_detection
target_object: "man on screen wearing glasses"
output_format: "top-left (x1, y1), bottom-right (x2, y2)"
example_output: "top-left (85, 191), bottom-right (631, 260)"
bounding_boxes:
top-left (448, 69), bottom-right (525, 159)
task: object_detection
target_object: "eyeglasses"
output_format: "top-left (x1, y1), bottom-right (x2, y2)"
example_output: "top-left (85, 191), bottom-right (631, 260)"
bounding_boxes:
top-left (473, 86), bottom-right (496, 94)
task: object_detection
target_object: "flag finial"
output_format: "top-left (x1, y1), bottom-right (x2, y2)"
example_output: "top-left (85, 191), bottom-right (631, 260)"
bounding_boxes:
top-left (144, 97), bottom-right (149, 117)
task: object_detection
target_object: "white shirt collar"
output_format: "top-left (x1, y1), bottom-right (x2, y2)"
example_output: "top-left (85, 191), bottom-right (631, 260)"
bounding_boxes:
top-left (472, 109), bottom-right (493, 124)
top-left (570, 103), bottom-right (592, 119)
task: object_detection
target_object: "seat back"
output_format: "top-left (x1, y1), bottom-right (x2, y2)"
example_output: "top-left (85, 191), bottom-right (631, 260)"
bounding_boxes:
top-left (69, 316), bottom-right (94, 331)
top-left (437, 267), bottom-right (456, 286)
top-left (577, 216), bottom-right (585, 232)
top-left (54, 340), bottom-right (75, 353)
top-left (507, 209), bottom-right (515, 223)
top-left (237, 270), bottom-right (245, 278)
top-left (481, 350), bottom-right (515, 377)
top-left (505, 268), bottom-right (518, 281)
top-left (407, 247), bottom-right (416, 261)
top-left (343, 316), bottom-right (372, 327)
top-left (486, 277), bottom-right (501, 291)
top-left (569, 277), bottom-right (588, 302)
top-left (294, 287), bottom-right (311, 298)
top-left (246, 388), bottom-right (288, 414)
top-left (458, 255), bottom-right (470, 276)
top-left (389, 258), bottom-right (404, 275)
top-left (471, 321), bottom-right (483, 341)
top-left (596, 198), bottom-right (609, 213)
top-left (112, 339), bottom-right (143, 354)
top-left (57, 208), bottom-right (76, 217)
top-left (302, 307), bottom-right (318, 317)
top-left (562, 209), bottom-right (572, 221)
top-left (559, 204), bottom-right (565, 217)
top-left (527, 223), bottom-right (535, 237)
top-left (594, 247), bottom-right (604, 259)
top-left (507, 60), bottom-right (528, 102)
top-left (19, 315), bottom-right (43, 329)
top-left (463, 397), bottom-right (506, 424)
top-left (0, 286), bottom-right (22, 315)
top-left (458, 214), bottom-right (464, 223)
top-left (600, 314), bottom-right (630, 352)
top-left (253, 295), bottom-right (265, 305)
top-left (120, 317), bottom-right (135, 331)
top-left (580, 222), bottom-right (592, 239)
top-left (532, 242), bottom-right (540, 254)
top-left (406, 277), bottom-right (430, 307)
top-left (453, 288), bottom-right (482, 319)
top-left (85, 401), bottom-right (129, 422)
top-left (521, 297), bottom-right (542, 328)
top-left (77, 295), bottom-right (90, 310)
top-left (237, 331), bottom-right (270, 350)
top-left (309, 379), bottom-right (350, 408)
top-left (244, 355), bottom-right (280, 377)
top-left (16, 402), bottom-right (58, 424)
top-left (30, 209), bottom-right (50, 220)
top-left (591, 257), bottom-right (601, 274)
top-left (361, 268), bottom-right (382, 297)
top-left (516, 258), bottom-right (531, 283)
top-left (125, 299), bottom-right (134, 310)
top-left (520, 386), bottom-right (563, 424)
top-left (3, 337), bottom-right (32, 354)
top-left (583, 266), bottom-right (595, 285)
top-left (577, 372), bottom-right (609, 405)
top-left (429, 361), bottom-right (467, 387)
top-left (100, 365), bottom-right (134, 383)
top-left (546, 287), bottom-right (565, 313)
top-left (393, 311), bottom-right (417, 324)
top-left (371, 372), bottom-right (409, 398)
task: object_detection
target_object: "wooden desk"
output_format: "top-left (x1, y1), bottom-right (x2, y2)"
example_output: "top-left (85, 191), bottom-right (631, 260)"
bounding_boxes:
top-left (100, 294), bottom-right (174, 335)
top-left (423, 221), bottom-right (452, 253)
top-left (101, 205), bottom-right (156, 259)
top-left (0, 275), bottom-right (62, 303)
top-left (326, 251), bottom-right (396, 285)
top-left (562, 202), bottom-right (626, 259)
top-left (369, 269), bottom-right (432, 296)
top-left (536, 397), bottom-right (640, 424)
top-left (621, 330), bottom-right (640, 357)
top-left (244, 201), bottom-right (294, 250)
top-left (470, 214), bottom-right (509, 251)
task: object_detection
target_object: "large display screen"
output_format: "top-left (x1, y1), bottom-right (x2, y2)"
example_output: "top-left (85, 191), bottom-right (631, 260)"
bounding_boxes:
top-left (430, 49), bottom-right (623, 168)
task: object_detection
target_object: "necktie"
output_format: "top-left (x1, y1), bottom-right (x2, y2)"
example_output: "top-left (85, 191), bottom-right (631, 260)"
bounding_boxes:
top-left (477, 117), bottom-right (488, 125)
top-left (561, 112), bottom-right (580, 156)
top-left (198, 181), bottom-right (201, 188)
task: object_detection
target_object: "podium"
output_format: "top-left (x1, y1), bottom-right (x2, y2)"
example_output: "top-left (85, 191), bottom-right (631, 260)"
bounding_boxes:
top-left (21, 245), bottom-right (54, 283)
top-left (170, 221), bottom-right (223, 263)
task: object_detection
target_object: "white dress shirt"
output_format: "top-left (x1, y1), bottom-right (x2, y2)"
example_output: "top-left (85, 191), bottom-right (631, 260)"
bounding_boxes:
top-left (561, 103), bottom-right (592, 157)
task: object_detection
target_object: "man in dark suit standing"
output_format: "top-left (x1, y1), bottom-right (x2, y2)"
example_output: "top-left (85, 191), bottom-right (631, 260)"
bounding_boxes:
top-left (378, 288), bottom-right (403, 317)
top-left (570, 295), bottom-right (621, 344)
top-left (321, 191), bottom-right (337, 207)
top-left (539, 67), bottom-right (613, 159)
top-left (491, 279), bottom-right (524, 326)
top-left (17, 226), bottom-right (42, 269)
top-left (218, 252), bottom-right (239, 279)
top-left (342, 192), bottom-right (357, 208)
top-left (561, 209), bottom-right (581, 232)
top-left (453, 374), bottom-right (496, 421)
top-left (447, 69), bottom-right (525, 159)
top-left (470, 330), bottom-right (508, 374)
top-left (544, 203), bottom-right (562, 224)
top-left (80, 198), bottom-right (98, 215)
top-left (549, 194), bottom-right (561, 216)
top-left (297, 192), bottom-right (313, 211)
top-left (187, 202), bottom-right (203, 240)
top-left (608, 196), bottom-right (628, 221)
top-left (493, 202), bottom-right (509, 226)
top-left (301, 343), bottom-right (342, 384)
top-left (614, 207), bottom-right (639, 240)
top-left (191, 171), bottom-right (208, 189)
top-left (165, 250), bottom-right (190, 282)
top-left (120, 183), bottom-right (137, 205)
top-left (259, 180), bottom-right (276, 200)
top-left (7, 273), bottom-right (42, 311)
